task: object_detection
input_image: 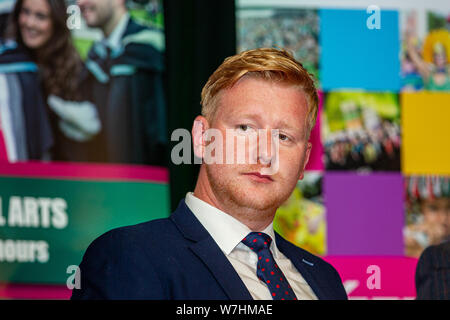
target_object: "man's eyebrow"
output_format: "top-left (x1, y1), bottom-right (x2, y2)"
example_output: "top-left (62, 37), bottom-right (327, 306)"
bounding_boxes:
top-left (273, 120), bottom-right (298, 132)
top-left (229, 112), bottom-right (263, 122)
top-left (230, 112), bottom-right (303, 134)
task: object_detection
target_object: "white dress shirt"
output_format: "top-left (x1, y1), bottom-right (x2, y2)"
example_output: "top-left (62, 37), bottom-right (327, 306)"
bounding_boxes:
top-left (185, 192), bottom-right (317, 300)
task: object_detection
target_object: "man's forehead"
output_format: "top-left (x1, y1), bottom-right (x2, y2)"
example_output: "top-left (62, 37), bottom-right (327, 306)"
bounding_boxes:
top-left (220, 85), bottom-right (307, 119)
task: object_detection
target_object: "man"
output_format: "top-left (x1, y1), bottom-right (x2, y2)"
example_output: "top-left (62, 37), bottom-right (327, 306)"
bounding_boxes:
top-left (50, 0), bottom-right (167, 165)
top-left (71, 48), bottom-right (347, 300)
top-left (415, 241), bottom-right (450, 300)
top-left (415, 192), bottom-right (449, 300)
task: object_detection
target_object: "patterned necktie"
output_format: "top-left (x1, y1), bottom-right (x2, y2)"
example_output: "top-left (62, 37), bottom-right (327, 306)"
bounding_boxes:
top-left (241, 232), bottom-right (297, 300)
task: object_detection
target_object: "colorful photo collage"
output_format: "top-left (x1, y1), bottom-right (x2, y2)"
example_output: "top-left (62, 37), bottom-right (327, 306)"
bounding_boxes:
top-left (236, 4), bottom-right (450, 258)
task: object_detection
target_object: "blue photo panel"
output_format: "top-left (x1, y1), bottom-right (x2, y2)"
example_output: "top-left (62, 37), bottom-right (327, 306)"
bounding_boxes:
top-left (320, 8), bottom-right (400, 91)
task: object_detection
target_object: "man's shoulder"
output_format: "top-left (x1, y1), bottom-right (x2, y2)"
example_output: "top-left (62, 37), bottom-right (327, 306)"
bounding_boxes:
top-left (125, 17), bottom-right (148, 34)
top-left (275, 233), bottom-right (347, 299)
top-left (95, 218), bottom-right (173, 242)
top-left (122, 17), bottom-right (165, 53)
top-left (85, 217), bottom-right (176, 255)
top-left (275, 233), bottom-right (340, 275)
top-left (416, 241), bottom-right (450, 299)
top-left (418, 241), bottom-right (450, 268)
top-left (276, 234), bottom-right (325, 263)
top-left (108, 18), bottom-right (164, 73)
top-left (73, 217), bottom-right (175, 299)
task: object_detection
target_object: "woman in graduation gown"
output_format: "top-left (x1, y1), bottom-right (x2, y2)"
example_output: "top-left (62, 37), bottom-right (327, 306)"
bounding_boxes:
top-left (1, 0), bottom-right (98, 162)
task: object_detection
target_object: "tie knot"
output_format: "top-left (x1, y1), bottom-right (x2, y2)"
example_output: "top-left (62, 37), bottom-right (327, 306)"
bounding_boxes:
top-left (241, 232), bottom-right (272, 252)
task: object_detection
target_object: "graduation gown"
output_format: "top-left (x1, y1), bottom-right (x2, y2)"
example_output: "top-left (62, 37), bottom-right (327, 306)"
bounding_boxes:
top-left (80, 18), bottom-right (167, 166)
top-left (0, 40), bottom-right (53, 160)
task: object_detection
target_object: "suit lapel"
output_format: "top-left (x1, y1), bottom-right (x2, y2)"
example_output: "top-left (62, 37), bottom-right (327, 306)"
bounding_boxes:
top-left (170, 200), bottom-right (253, 300)
top-left (275, 233), bottom-right (328, 300)
top-left (190, 238), bottom-right (253, 300)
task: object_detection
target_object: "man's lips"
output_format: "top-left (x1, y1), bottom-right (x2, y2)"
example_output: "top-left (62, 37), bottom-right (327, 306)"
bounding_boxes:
top-left (243, 172), bottom-right (274, 182)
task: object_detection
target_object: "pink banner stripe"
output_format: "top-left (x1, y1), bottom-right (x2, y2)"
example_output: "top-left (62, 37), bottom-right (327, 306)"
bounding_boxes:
top-left (0, 161), bottom-right (169, 183)
top-left (324, 256), bottom-right (418, 299)
top-left (0, 283), bottom-right (72, 300)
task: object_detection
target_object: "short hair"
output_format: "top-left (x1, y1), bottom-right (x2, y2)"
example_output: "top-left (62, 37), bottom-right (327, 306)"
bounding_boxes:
top-left (201, 48), bottom-right (319, 137)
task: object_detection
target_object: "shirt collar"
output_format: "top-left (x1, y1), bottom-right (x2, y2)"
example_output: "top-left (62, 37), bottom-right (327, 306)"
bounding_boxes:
top-left (104, 13), bottom-right (130, 50)
top-left (185, 192), bottom-right (279, 257)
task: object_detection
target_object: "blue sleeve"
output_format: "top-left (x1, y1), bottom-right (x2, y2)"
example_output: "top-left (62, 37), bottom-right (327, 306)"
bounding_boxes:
top-left (71, 230), bottom-right (116, 300)
top-left (71, 227), bottom-right (167, 300)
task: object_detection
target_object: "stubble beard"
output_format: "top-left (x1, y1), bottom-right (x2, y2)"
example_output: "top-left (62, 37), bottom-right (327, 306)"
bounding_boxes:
top-left (205, 164), bottom-right (295, 218)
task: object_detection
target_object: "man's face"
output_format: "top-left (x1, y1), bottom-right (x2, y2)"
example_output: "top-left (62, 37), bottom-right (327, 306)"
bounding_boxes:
top-left (77, 0), bottom-right (115, 28)
top-left (202, 77), bottom-right (311, 212)
top-left (422, 197), bottom-right (450, 237)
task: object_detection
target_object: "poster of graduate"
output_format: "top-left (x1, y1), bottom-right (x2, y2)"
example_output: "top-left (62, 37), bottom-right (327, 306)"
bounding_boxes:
top-left (401, 8), bottom-right (450, 91)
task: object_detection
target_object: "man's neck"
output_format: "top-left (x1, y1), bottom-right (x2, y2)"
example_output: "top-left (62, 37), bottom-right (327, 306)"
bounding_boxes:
top-left (102, 9), bottom-right (127, 38)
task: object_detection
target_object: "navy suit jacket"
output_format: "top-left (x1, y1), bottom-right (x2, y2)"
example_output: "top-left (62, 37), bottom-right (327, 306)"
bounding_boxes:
top-left (415, 241), bottom-right (450, 300)
top-left (71, 199), bottom-right (347, 300)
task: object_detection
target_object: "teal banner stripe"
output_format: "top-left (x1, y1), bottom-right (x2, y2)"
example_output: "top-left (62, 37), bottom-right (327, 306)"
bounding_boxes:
top-left (0, 177), bottom-right (170, 284)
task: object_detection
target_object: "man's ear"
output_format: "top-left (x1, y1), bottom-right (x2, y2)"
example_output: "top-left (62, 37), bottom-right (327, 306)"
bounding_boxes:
top-left (192, 116), bottom-right (209, 160)
top-left (299, 142), bottom-right (312, 180)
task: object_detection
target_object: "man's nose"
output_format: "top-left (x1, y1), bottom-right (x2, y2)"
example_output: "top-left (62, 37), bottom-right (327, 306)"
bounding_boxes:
top-left (257, 129), bottom-right (276, 166)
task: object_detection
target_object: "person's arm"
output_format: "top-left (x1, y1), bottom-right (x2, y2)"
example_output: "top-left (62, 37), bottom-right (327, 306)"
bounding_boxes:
top-left (47, 95), bottom-right (101, 142)
top-left (71, 231), bottom-right (115, 300)
top-left (71, 227), bottom-right (167, 300)
top-left (327, 262), bottom-right (348, 300)
top-left (405, 33), bottom-right (430, 81)
top-left (415, 245), bottom-right (436, 300)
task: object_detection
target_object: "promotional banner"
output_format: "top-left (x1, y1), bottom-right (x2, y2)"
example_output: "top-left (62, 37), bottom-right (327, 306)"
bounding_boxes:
top-left (0, 162), bottom-right (169, 290)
